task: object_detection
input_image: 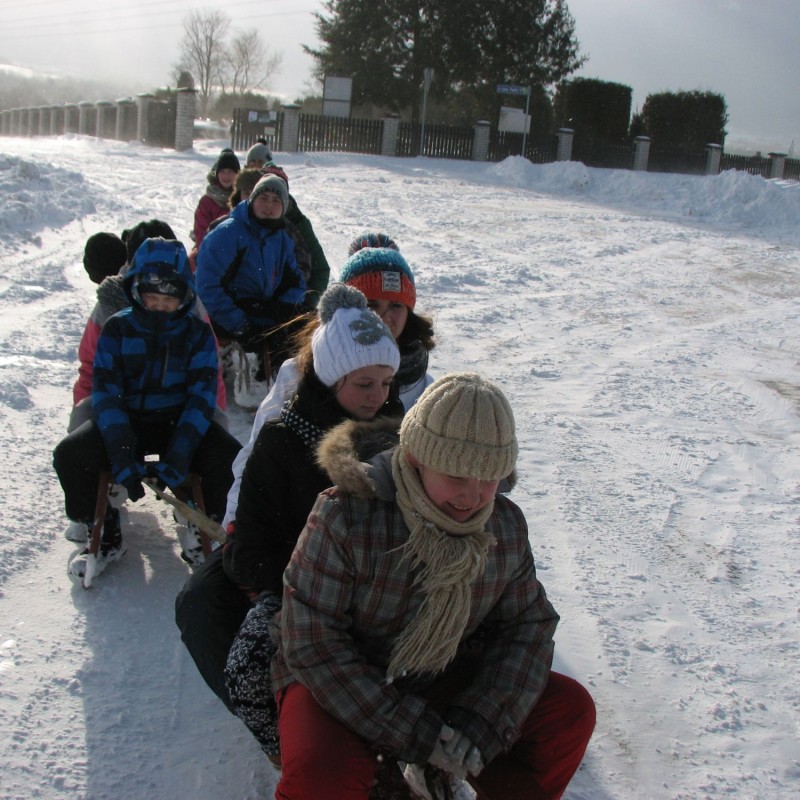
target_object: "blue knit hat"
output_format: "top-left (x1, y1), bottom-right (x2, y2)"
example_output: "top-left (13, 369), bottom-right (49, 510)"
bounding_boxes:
top-left (339, 245), bottom-right (416, 310)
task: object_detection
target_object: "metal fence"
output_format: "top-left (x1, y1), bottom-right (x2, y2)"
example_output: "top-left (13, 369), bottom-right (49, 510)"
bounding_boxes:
top-left (572, 138), bottom-right (634, 170)
top-left (648, 147), bottom-right (707, 175)
top-left (146, 100), bottom-right (176, 148)
top-left (488, 131), bottom-right (558, 164)
top-left (397, 121), bottom-right (474, 159)
top-left (720, 152), bottom-right (771, 178)
top-left (230, 107), bottom-right (281, 153)
top-left (298, 114), bottom-right (382, 154)
top-left (226, 107), bottom-right (798, 183)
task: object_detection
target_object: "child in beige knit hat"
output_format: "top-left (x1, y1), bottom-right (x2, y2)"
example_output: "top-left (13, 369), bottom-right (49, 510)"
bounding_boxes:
top-left (266, 372), bottom-right (595, 799)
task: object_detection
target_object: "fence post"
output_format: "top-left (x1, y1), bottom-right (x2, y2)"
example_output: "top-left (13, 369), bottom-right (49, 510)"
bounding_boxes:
top-left (381, 113), bottom-right (401, 156)
top-left (0, 109), bottom-right (8, 135)
top-left (78, 101), bottom-right (95, 136)
top-left (556, 128), bottom-right (574, 161)
top-left (95, 101), bottom-right (113, 139)
top-left (37, 106), bottom-right (49, 136)
top-left (21, 108), bottom-right (32, 136)
top-left (136, 93), bottom-right (155, 143)
top-left (768, 152), bottom-right (786, 179)
top-left (471, 120), bottom-right (491, 162)
top-left (705, 143), bottom-right (722, 175)
top-left (175, 87), bottom-right (196, 151)
top-left (115, 98), bottom-right (135, 141)
top-left (65, 104), bottom-right (79, 134)
top-left (632, 135), bottom-right (651, 171)
top-left (280, 104), bottom-right (301, 153)
top-left (28, 108), bottom-right (39, 137)
top-left (49, 105), bottom-right (61, 135)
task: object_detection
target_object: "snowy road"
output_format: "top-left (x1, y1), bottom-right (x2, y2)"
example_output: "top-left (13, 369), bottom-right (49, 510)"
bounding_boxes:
top-left (0, 137), bottom-right (798, 798)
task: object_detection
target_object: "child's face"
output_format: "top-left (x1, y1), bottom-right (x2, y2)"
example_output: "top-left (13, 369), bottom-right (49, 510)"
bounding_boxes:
top-left (366, 298), bottom-right (408, 341)
top-left (217, 168), bottom-right (237, 189)
top-left (141, 293), bottom-right (180, 313)
top-left (246, 158), bottom-right (265, 170)
top-left (408, 454), bottom-right (500, 525)
top-left (335, 364), bottom-right (395, 420)
top-left (251, 191), bottom-right (283, 220)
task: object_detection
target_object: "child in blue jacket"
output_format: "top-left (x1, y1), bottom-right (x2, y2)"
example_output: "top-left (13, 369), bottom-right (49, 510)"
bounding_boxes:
top-left (53, 238), bottom-right (241, 580)
top-left (195, 174), bottom-right (311, 382)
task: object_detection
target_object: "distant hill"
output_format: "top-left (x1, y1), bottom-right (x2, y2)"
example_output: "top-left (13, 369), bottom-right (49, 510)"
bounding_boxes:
top-left (0, 62), bottom-right (150, 111)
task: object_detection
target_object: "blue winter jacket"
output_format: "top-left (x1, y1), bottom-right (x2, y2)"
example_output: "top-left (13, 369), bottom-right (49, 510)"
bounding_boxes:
top-left (92, 248), bottom-right (219, 489)
top-left (195, 201), bottom-right (308, 335)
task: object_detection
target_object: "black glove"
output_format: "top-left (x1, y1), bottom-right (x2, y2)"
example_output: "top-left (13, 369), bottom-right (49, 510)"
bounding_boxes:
top-left (122, 474), bottom-right (145, 503)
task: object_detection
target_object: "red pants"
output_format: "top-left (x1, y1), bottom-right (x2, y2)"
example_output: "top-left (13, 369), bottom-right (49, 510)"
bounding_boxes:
top-left (275, 671), bottom-right (595, 800)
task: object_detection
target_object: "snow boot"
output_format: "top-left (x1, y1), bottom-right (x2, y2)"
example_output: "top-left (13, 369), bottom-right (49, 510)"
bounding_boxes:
top-left (63, 519), bottom-right (88, 543)
top-left (177, 522), bottom-right (206, 566)
top-left (68, 506), bottom-right (126, 581)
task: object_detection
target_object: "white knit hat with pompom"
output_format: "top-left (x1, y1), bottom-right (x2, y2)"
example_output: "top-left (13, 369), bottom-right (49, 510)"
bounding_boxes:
top-left (312, 283), bottom-right (400, 387)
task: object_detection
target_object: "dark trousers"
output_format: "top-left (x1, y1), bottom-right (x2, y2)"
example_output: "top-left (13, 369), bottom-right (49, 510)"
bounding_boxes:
top-left (52, 417), bottom-right (240, 522)
top-left (275, 671), bottom-right (596, 800)
top-left (174, 548), bottom-right (251, 711)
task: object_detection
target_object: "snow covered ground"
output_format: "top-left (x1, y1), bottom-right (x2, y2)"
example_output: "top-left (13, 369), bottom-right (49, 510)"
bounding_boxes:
top-left (0, 136), bottom-right (799, 800)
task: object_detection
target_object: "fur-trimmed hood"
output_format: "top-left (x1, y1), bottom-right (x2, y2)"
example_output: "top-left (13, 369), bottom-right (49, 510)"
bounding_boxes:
top-left (316, 416), bottom-right (517, 500)
top-left (95, 272), bottom-right (130, 317)
top-left (315, 416), bottom-right (402, 499)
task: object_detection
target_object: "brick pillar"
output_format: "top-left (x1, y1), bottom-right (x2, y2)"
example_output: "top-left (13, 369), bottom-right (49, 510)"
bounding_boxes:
top-left (136, 93), bottom-right (155, 142)
top-left (381, 113), bottom-right (400, 157)
top-left (174, 87), bottom-right (196, 151)
top-left (632, 135), bottom-right (651, 171)
top-left (115, 98), bottom-right (135, 141)
top-left (38, 107), bottom-right (50, 135)
top-left (28, 107), bottom-right (40, 136)
top-left (51, 105), bottom-right (64, 135)
top-left (705, 143), bottom-right (722, 175)
top-left (556, 128), bottom-right (574, 161)
top-left (78, 101), bottom-right (95, 135)
top-left (95, 101), bottom-right (114, 139)
top-left (768, 152), bottom-right (786, 179)
top-left (280, 104), bottom-right (301, 153)
top-left (471, 120), bottom-right (491, 162)
top-left (65, 104), bottom-right (80, 133)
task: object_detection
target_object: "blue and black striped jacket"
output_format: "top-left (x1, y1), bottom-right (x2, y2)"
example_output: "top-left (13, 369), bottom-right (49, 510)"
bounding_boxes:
top-left (92, 246), bottom-right (219, 487)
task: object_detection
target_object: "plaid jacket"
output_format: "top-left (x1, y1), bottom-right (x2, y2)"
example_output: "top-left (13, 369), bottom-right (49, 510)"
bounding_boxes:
top-left (272, 452), bottom-right (559, 766)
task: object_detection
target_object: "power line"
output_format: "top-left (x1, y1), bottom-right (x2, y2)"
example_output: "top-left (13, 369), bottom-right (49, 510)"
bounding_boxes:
top-left (2, 12), bottom-right (314, 42)
top-left (2, 1), bottom-right (315, 35)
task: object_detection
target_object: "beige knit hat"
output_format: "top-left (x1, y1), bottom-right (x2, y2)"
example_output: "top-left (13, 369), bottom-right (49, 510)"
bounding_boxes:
top-left (399, 372), bottom-right (518, 480)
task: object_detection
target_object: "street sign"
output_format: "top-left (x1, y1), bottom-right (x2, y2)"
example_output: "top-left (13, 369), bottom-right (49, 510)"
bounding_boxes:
top-left (496, 84), bottom-right (529, 96)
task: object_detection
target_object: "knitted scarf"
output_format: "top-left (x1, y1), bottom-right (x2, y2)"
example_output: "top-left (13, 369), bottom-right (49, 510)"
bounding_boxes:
top-left (387, 447), bottom-right (496, 680)
top-left (280, 400), bottom-right (325, 447)
top-left (205, 181), bottom-right (230, 209)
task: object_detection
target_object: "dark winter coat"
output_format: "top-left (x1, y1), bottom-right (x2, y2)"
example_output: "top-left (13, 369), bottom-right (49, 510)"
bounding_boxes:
top-left (223, 372), bottom-right (403, 595)
top-left (92, 253), bottom-right (219, 488)
top-left (270, 422), bottom-right (559, 767)
top-left (195, 201), bottom-right (308, 337)
top-left (285, 195), bottom-right (330, 306)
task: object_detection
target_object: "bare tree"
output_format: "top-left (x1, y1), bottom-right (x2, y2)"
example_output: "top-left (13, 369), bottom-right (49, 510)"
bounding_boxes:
top-left (178, 10), bottom-right (231, 116)
top-left (221, 28), bottom-right (283, 97)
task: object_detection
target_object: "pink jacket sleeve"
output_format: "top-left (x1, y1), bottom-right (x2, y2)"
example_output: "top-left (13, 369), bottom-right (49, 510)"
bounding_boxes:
top-left (72, 316), bottom-right (101, 406)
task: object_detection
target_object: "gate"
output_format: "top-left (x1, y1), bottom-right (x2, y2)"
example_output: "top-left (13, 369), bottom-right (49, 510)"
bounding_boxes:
top-left (146, 100), bottom-right (176, 147)
top-left (231, 107), bottom-right (282, 153)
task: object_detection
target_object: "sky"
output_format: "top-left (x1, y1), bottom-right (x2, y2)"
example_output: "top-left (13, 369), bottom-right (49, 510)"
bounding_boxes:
top-left (2, 0), bottom-right (799, 154)
top-left (1, 134), bottom-right (799, 799)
